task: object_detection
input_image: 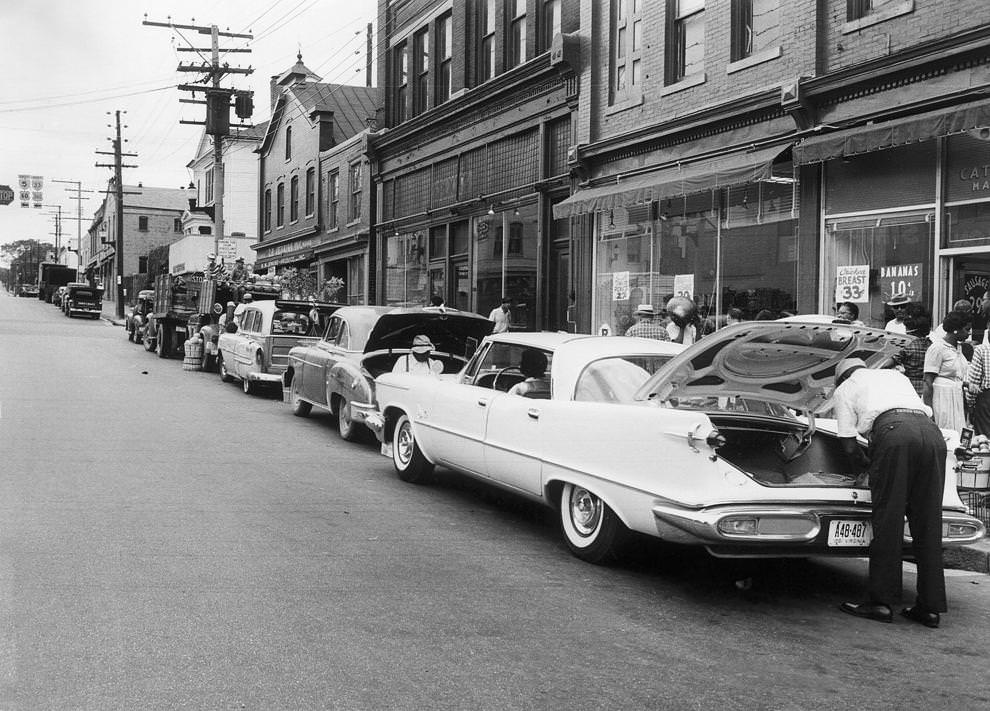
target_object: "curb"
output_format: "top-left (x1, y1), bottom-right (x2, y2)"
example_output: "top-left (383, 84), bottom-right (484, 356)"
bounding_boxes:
top-left (944, 539), bottom-right (990, 574)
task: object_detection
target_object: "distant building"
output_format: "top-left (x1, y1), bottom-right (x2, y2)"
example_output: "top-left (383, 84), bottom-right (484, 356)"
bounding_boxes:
top-left (86, 180), bottom-right (191, 305)
top-left (254, 53), bottom-right (379, 302)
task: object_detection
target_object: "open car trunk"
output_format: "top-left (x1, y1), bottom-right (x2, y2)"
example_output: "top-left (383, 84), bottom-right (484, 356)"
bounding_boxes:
top-left (709, 414), bottom-right (861, 487)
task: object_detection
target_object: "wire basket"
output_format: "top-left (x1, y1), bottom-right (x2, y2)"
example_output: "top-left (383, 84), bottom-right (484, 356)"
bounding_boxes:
top-left (960, 489), bottom-right (990, 529)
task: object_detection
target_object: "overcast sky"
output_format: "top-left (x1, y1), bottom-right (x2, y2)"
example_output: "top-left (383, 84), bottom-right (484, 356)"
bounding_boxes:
top-left (0, 0), bottom-right (378, 265)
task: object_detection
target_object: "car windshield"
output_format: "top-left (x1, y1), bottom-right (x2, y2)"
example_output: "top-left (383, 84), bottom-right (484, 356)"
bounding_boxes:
top-left (574, 355), bottom-right (672, 403)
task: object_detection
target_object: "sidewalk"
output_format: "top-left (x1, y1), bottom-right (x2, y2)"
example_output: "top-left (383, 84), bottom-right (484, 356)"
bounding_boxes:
top-left (101, 302), bottom-right (126, 327)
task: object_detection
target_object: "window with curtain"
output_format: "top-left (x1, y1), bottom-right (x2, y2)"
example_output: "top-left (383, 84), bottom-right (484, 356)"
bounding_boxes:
top-left (730, 0), bottom-right (780, 62)
top-left (478, 0), bottom-right (496, 83)
top-left (666, 0), bottom-right (705, 84)
top-left (507, 0), bottom-right (527, 68)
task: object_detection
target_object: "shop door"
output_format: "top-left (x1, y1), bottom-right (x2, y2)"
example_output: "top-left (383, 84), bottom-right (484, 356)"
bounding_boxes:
top-left (951, 254), bottom-right (990, 342)
top-left (452, 259), bottom-right (470, 312)
top-left (428, 265), bottom-right (446, 306)
top-left (547, 241), bottom-right (570, 332)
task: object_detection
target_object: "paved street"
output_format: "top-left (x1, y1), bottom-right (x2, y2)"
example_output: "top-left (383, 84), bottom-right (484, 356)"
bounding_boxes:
top-left (2, 290), bottom-right (990, 710)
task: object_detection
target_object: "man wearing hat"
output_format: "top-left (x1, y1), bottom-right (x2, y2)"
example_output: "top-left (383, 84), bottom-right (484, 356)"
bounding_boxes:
top-left (624, 304), bottom-right (670, 340)
top-left (832, 357), bottom-right (946, 629)
top-left (884, 293), bottom-right (912, 333)
top-left (230, 256), bottom-right (247, 282)
top-left (392, 334), bottom-right (443, 375)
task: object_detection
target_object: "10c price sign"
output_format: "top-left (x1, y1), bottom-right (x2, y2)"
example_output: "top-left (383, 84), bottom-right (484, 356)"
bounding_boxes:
top-left (834, 265), bottom-right (869, 303)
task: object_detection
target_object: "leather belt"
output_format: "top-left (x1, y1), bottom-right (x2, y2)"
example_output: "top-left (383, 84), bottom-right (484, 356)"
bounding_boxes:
top-left (872, 408), bottom-right (928, 435)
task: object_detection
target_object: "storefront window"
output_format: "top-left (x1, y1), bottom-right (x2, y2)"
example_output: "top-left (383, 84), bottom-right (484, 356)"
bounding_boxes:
top-left (824, 210), bottom-right (934, 328)
top-left (593, 183), bottom-right (798, 336)
top-left (475, 203), bottom-right (539, 330)
top-left (385, 231), bottom-right (428, 305)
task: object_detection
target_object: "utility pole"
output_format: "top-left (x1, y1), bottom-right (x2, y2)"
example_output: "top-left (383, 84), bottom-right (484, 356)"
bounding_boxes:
top-left (95, 110), bottom-right (138, 319)
top-left (53, 179), bottom-right (93, 270)
top-left (43, 204), bottom-right (62, 257)
top-left (143, 16), bottom-right (254, 259)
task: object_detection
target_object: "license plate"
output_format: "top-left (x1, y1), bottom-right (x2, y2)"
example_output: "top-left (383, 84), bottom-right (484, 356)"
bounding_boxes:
top-left (828, 519), bottom-right (872, 547)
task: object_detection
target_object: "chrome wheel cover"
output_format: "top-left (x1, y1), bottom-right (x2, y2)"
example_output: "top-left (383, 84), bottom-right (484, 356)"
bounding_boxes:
top-left (569, 487), bottom-right (603, 537)
top-left (395, 421), bottom-right (414, 467)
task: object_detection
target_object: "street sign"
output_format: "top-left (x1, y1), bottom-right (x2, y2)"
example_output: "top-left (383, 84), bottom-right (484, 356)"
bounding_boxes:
top-left (0, 184), bottom-right (13, 205)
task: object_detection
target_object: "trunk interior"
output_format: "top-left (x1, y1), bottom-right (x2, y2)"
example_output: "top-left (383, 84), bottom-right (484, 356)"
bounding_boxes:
top-left (709, 414), bottom-right (861, 487)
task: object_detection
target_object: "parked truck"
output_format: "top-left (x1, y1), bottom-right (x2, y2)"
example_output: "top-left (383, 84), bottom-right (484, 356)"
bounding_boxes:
top-left (143, 272), bottom-right (204, 358)
top-left (37, 262), bottom-right (77, 303)
top-left (186, 277), bottom-right (280, 370)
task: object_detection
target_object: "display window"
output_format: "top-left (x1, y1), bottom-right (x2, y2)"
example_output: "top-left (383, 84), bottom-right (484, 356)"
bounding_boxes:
top-left (592, 174), bottom-right (799, 335)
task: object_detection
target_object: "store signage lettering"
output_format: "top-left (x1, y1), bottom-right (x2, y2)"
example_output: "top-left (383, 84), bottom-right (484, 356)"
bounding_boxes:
top-left (260, 236), bottom-right (315, 258)
top-left (834, 265), bottom-right (869, 303)
top-left (878, 262), bottom-right (922, 302)
top-left (960, 165), bottom-right (990, 192)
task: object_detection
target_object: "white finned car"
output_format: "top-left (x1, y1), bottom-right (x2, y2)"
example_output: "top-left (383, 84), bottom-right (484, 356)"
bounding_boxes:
top-left (367, 323), bottom-right (986, 564)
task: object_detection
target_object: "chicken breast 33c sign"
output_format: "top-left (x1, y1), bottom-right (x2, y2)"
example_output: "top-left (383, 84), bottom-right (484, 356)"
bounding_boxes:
top-left (878, 262), bottom-right (922, 302)
top-left (834, 265), bottom-right (869, 303)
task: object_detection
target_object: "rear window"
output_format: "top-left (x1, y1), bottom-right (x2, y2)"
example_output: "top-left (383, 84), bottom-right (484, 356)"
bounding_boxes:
top-left (574, 355), bottom-right (672, 403)
top-left (272, 310), bottom-right (314, 335)
top-left (71, 290), bottom-right (95, 299)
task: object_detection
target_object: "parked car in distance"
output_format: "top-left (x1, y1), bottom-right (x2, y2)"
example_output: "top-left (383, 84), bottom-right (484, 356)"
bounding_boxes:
top-left (52, 285), bottom-right (68, 308)
top-left (284, 305), bottom-right (493, 442)
top-left (368, 324), bottom-right (986, 565)
top-left (126, 289), bottom-right (155, 343)
top-left (19, 284), bottom-right (39, 298)
top-left (217, 299), bottom-right (343, 395)
top-left (63, 282), bottom-right (103, 319)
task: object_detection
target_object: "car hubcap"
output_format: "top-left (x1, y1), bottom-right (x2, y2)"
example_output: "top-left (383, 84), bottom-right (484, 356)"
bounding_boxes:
top-left (340, 403), bottom-right (351, 428)
top-left (569, 487), bottom-right (602, 537)
top-left (396, 423), bottom-right (413, 465)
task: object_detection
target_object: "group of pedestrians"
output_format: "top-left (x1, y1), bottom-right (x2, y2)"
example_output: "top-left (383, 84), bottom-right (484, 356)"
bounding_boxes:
top-left (623, 297), bottom-right (700, 344)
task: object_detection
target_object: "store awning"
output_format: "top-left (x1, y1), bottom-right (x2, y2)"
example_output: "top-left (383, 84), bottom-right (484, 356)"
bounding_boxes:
top-left (793, 99), bottom-right (990, 165)
top-left (552, 144), bottom-right (790, 219)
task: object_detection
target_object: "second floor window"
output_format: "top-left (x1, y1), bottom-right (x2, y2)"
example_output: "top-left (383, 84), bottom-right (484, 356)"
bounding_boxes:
top-left (285, 126), bottom-right (292, 160)
top-left (264, 188), bottom-right (272, 231)
top-left (436, 13), bottom-right (452, 104)
top-left (173, 218), bottom-right (182, 233)
top-left (413, 28), bottom-right (429, 116)
top-left (847, 0), bottom-right (903, 21)
top-left (327, 171), bottom-right (339, 230)
top-left (205, 170), bottom-right (214, 204)
top-left (394, 41), bottom-right (409, 124)
top-left (138, 216), bottom-right (149, 231)
top-left (305, 168), bottom-right (315, 216)
top-left (539, 0), bottom-right (561, 53)
top-left (276, 183), bottom-right (285, 227)
top-left (667, 0), bottom-right (705, 84)
top-left (611, 0), bottom-right (642, 102)
top-left (731, 0), bottom-right (780, 62)
top-left (508, 0), bottom-right (527, 68)
top-left (349, 162), bottom-right (362, 222)
top-left (290, 175), bottom-right (299, 222)
top-left (478, 0), bottom-right (496, 83)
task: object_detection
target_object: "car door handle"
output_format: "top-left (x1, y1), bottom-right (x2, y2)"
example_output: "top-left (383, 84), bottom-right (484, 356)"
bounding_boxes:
top-left (527, 408), bottom-right (540, 419)
top-left (477, 398), bottom-right (489, 407)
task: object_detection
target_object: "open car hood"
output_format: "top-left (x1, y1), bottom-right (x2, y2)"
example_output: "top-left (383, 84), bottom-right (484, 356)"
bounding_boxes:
top-left (365, 308), bottom-right (494, 360)
top-left (634, 320), bottom-right (915, 413)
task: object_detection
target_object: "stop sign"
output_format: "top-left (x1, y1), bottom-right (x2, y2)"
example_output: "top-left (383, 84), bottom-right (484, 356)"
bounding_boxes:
top-left (0, 184), bottom-right (13, 206)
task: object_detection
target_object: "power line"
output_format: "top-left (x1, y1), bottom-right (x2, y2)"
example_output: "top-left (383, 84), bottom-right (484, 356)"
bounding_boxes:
top-left (0, 85), bottom-right (176, 114)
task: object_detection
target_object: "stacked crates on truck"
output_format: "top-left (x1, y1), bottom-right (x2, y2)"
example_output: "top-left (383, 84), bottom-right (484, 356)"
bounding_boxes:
top-left (150, 272), bottom-right (203, 358)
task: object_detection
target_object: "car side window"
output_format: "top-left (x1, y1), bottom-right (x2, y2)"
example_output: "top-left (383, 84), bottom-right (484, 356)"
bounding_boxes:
top-left (324, 316), bottom-right (342, 343)
top-left (336, 322), bottom-right (350, 349)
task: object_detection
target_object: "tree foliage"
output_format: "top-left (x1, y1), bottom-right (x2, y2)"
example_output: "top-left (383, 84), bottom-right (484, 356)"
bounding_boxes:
top-left (1, 239), bottom-right (55, 283)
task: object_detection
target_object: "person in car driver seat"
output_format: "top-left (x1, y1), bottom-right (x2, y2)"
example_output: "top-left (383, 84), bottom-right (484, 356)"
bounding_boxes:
top-left (508, 348), bottom-right (551, 398)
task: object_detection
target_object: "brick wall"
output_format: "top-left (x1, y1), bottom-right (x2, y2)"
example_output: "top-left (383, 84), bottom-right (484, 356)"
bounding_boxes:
top-left (123, 209), bottom-right (184, 276)
top-left (822, 0), bottom-right (988, 72)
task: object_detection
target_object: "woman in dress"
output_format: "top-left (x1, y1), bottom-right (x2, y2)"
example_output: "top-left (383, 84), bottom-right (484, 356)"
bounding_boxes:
top-left (923, 311), bottom-right (970, 433)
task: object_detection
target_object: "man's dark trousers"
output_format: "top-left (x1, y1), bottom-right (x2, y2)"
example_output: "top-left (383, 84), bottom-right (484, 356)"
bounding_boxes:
top-left (868, 410), bottom-right (947, 612)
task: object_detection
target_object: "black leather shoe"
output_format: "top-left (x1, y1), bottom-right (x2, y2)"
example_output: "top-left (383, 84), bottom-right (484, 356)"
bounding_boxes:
top-left (901, 606), bottom-right (940, 628)
top-left (839, 601), bottom-right (893, 623)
